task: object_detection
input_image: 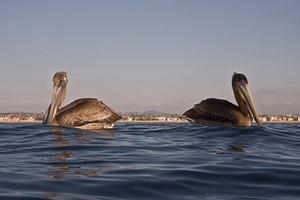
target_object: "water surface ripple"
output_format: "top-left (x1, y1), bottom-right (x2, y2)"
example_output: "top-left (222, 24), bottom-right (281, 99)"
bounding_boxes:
top-left (0, 123), bottom-right (300, 200)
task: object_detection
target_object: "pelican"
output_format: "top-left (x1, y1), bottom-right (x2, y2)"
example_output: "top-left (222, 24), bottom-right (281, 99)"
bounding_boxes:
top-left (43, 72), bottom-right (122, 129)
top-left (183, 73), bottom-right (261, 127)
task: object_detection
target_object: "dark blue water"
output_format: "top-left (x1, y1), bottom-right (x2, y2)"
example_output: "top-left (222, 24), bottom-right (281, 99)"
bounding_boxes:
top-left (0, 123), bottom-right (300, 200)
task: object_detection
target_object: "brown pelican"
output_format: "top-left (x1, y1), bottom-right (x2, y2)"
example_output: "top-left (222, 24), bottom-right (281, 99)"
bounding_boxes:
top-left (183, 73), bottom-right (261, 127)
top-left (43, 72), bottom-right (122, 129)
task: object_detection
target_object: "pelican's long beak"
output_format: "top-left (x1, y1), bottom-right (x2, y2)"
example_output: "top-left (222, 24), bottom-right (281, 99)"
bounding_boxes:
top-left (43, 79), bottom-right (67, 125)
top-left (239, 84), bottom-right (261, 126)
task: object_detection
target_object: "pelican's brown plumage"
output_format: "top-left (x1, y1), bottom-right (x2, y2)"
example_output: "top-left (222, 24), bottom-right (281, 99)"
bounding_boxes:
top-left (183, 73), bottom-right (261, 127)
top-left (43, 72), bottom-right (121, 129)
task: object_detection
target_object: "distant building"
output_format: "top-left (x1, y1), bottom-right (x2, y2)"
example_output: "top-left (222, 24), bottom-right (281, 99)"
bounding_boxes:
top-left (260, 117), bottom-right (267, 122)
top-left (287, 117), bottom-right (294, 121)
top-left (157, 117), bottom-right (166, 121)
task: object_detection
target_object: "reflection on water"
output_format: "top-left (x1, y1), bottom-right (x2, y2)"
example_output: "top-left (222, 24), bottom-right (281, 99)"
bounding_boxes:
top-left (0, 123), bottom-right (300, 200)
top-left (226, 145), bottom-right (245, 152)
top-left (45, 192), bottom-right (58, 200)
top-left (49, 127), bottom-right (73, 182)
top-left (45, 127), bottom-right (116, 199)
top-left (49, 127), bottom-right (115, 181)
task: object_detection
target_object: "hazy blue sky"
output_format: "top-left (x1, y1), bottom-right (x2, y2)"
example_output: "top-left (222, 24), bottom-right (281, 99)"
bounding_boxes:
top-left (0, 0), bottom-right (299, 114)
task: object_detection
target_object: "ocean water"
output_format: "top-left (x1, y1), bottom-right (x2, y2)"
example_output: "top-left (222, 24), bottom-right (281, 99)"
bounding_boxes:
top-left (0, 123), bottom-right (300, 200)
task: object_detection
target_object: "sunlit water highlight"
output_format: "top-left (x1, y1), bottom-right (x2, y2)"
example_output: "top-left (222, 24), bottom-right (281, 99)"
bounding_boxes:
top-left (0, 123), bottom-right (300, 200)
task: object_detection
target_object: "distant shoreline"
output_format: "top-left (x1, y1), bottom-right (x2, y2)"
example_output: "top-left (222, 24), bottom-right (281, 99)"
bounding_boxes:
top-left (118, 121), bottom-right (300, 124)
top-left (1, 113), bottom-right (300, 124)
top-left (118, 120), bottom-right (189, 124)
top-left (0, 121), bottom-right (42, 124)
top-left (1, 121), bottom-right (300, 124)
top-left (260, 121), bottom-right (300, 124)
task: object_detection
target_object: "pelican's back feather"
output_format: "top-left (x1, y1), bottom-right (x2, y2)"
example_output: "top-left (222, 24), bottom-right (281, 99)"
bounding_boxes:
top-left (183, 98), bottom-right (246, 125)
top-left (55, 98), bottom-right (122, 127)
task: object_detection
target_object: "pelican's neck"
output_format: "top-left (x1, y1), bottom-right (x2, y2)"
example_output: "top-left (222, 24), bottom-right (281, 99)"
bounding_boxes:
top-left (233, 86), bottom-right (251, 118)
top-left (43, 84), bottom-right (66, 125)
top-left (43, 96), bottom-right (58, 125)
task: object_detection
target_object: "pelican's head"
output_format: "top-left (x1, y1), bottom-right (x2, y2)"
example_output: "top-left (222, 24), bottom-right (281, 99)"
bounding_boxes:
top-left (43, 72), bottom-right (68, 125)
top-left (232, 73), bottom-right (261, 126)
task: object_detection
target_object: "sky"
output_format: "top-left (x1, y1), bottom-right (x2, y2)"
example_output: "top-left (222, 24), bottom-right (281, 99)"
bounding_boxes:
top-left (0, 0), bottom-right (299, 114)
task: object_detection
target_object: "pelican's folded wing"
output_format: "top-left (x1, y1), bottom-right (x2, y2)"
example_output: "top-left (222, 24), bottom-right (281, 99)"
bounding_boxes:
top-left (56, 98), bottom-right (122, 126)
top-left (183, 98), bottom-right (242, 124)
